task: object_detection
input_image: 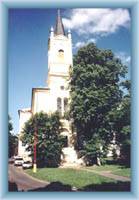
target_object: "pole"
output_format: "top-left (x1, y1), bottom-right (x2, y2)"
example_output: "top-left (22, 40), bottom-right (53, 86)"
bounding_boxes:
top-left (33, 122), bottom-right (37, 173)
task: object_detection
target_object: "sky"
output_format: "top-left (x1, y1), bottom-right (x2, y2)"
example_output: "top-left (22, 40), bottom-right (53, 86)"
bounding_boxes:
top-left (8, 8), bottom-right (131, 134)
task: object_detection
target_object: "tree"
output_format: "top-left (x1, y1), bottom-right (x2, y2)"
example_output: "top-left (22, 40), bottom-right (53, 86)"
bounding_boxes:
top-left (109, 80), bottom-right (131, 166)
top-left (22, 112), bottom-right (64, 167)
top-left (8, 116), bottom-right (18, 157)
top-left (69, 43), bottom-right (128, 165)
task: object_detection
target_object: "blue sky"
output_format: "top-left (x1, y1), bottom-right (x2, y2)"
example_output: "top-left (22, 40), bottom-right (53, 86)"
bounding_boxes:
top-left (8, 8), bottom-right (131, 134)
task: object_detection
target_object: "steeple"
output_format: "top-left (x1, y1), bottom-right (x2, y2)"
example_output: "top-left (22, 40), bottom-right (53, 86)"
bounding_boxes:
top-left (54, 9), bottom-right (65, 36)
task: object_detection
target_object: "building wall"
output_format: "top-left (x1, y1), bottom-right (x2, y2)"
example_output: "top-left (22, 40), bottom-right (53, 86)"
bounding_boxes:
top-left (18, 19), bottom-right (73, 159)
top-left (46, 31), bottom-right (72, 116)
top-left (18, 109), bottom-right (32, 156)
top-left (18, 110), bottom-right (32, 132)
top-left (31, 87), bottom-right (69, 116)
top-left (48, 34), bottom-right (72, 76)
top-left (32, 89), bottom-right (50, 114)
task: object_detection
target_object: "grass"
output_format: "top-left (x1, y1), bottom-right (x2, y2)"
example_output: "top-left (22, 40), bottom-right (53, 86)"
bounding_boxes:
top-left (84, 164), bottom-right (131, 178)
top-left (26, 164), bottom-right (131, 191)
top-left (26, 167), bottom-right (116, 189)
top-left (85, 164), bottom-right (121, 171)
top-left (112, 168), bottom-right (131, 178)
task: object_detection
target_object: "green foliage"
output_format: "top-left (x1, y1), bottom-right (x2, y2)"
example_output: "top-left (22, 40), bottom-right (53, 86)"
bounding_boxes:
top-left (70, 43), bottom-right (130, 165)
top-left (109, 80), bottom-right (131, 165)
top-left (8, 116), bottom-right (18, 157)
top-left (8, 116), bottom-right (13, 133)
top-left (112, 148), bottom-right (118, 160)
top-left (22, 112), bottom-right (63, 167)
top-left (80, 136), bottom-right (106, 165)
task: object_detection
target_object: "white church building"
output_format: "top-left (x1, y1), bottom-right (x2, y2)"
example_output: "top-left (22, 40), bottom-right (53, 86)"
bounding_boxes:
top-left (18, 10), bottom-right (81, 166)
top-left (18, 10), bottom-right (119, 166)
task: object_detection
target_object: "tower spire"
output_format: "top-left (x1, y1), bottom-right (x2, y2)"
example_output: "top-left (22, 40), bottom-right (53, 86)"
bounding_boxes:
top-left (54, 9), bottom-right (65, 36)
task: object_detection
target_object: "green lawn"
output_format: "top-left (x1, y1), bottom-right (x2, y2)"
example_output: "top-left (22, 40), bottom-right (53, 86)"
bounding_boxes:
top-left (26, 167), bottom-right (116, 189)
top-left (85, 164), bottom-right (121, 171)
top-left (84, 164), bottom-right (131, 178)
top-left (112, 168), bottom-right (131, 178)
top-left (26, 165), bottom-right (131, 191)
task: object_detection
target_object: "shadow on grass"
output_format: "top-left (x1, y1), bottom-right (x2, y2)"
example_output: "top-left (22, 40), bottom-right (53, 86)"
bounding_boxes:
top-left (79, 181), bottom-right (131, 191)
top-left (29, 181), bottom-right (72, 191)
top-left (8, 180), bottom-right (131, 192)
top-left (28, 181), bottom-right (130, 192)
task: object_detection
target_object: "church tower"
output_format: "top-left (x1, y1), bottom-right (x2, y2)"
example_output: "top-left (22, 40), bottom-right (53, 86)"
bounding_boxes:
top-left (47, 10), bottom-right (73, 115)
top-left (48, 10), bottom-right (72, 83)
top-left (18, 10), bottom-right (81, 166)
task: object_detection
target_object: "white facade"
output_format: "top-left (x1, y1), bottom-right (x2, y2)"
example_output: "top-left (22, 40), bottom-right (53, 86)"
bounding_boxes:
top-left (18, 109), bottom-right (32, 157)
top-left (18, 11), bottom-right (80, 165)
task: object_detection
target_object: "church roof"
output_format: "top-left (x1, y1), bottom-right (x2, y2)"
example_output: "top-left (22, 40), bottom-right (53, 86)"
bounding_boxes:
top-left (54, 9), bottom-right (65, 36)
top-left (18, 108), bottom-right (31, 116)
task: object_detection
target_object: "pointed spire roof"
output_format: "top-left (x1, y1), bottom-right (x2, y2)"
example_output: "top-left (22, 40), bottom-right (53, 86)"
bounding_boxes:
top-left (54, 9), bottom-right (65, 36)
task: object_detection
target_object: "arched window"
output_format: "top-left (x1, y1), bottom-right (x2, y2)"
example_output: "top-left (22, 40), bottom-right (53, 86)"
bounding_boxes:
top-left (58, 49), bottom-right (64, 53)
top-left (57, 97), bottom-right (62, 113)
top-left (60, 86), bottom-right (64, 90)
top-left (64, 98), bottom-right (68, 112)
top-left (58, 49), bottom-right (64, 60)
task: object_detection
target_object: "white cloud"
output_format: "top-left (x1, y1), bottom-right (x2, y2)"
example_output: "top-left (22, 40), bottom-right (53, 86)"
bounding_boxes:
top-left (74, 41), bottom-right (85, 48)
top-left (73, 38), bottom-right (97, 49)
top-left (63, 8), bottom-right (130, 36)
top-left (87, 38), bottom-right (97, 43)
top-left (115, 52), bottom-right (131, 65)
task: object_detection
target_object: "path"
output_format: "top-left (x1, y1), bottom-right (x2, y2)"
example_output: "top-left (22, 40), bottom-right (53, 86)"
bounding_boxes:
top-left (8, 164), bottom-right (49, 191)
top-left (79, 168), bottom-right (131, 182)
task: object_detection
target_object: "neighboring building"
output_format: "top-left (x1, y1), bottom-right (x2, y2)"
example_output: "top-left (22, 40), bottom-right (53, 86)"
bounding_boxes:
top-left (18, 10), bottom-right (80, 166)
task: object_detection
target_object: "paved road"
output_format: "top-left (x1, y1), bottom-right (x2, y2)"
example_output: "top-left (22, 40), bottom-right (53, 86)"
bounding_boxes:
top-left (8, 164), bottom-right (48, 191)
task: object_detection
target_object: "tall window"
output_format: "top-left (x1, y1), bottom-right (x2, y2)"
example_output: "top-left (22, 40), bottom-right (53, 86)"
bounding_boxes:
top-left (57, 97), bottom-right (62, 113)
top-left (64, 98), bottom-right (68, 113)
top-left (58, 49), bottom-right (64, 61)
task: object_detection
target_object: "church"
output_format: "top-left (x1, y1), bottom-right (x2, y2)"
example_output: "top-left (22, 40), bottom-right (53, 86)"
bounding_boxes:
top-left (18, 10), bottom-right (81, 166)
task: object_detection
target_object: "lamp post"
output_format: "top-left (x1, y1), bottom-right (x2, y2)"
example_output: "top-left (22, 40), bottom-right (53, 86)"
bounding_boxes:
top-left (33, 116), bottom-right (37, 173)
